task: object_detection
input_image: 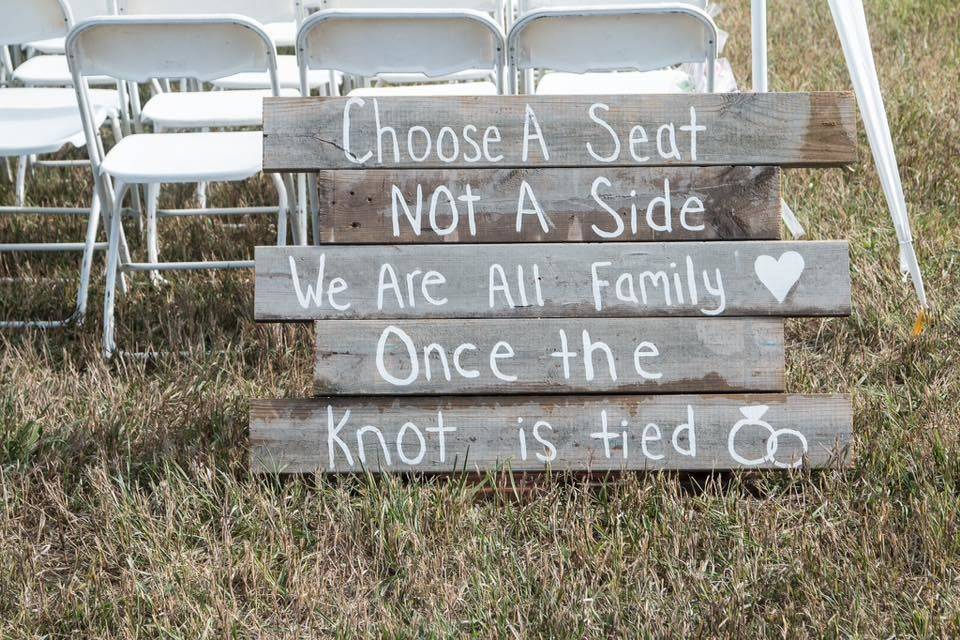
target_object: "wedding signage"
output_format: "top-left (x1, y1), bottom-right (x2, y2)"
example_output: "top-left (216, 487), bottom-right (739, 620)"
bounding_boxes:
top-left (263, 93), bottom-right (857, 170)
top-left (313, 318), bottom-right (785, 395)
top-left (251, 93), bottom-right (856, 475)
top-left (251, 395), bottom-right (852, 473)
top-left (312, 166), bottom-right (781, 243)
top-left (255, 242), bottom-right (850, 321)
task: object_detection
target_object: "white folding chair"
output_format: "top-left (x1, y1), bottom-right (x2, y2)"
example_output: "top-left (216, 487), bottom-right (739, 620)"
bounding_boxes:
top-left (118, 1), bottom-right (306, 129)
top-left (116, 0), bottom-right (305, 240)
top-left (0, 0), bottom-right (120, 329)
top-left (507, 3), bottom-right (718, 95)
top-left (7, 0), bottom-right (129, 207)
top-left (115, 0), bottom-right (338, 94)
top-left (66, 15), bottom-right (294, 357)
top-left (296, 9), bottom-right (505, 245)
top-left (115, 0), bottom-right (298, 45)
top-left (512, 0), bottom-right (709, 27)
top-left (13, 0), bottom-right (117, 88)
top-left (298, 9), bottom-right (505, 97)
top-left (116, 0), bottom-right (337, 94)
top-left (303, 0), bottom-right (504, 88)
top-left (24, 0), bottom-right (118, 54)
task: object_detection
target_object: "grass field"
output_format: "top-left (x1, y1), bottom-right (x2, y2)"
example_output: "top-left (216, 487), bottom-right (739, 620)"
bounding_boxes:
top-left (2, 1), bottom-right (959, 637)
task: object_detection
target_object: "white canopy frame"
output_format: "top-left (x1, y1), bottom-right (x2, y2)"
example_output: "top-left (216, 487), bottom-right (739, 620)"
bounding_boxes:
top-left (751, 0), bottom-right (928, 310)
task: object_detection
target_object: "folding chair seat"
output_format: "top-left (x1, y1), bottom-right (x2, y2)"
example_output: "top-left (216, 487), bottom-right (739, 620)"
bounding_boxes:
top-left (1, 87), bottom-right (120, 118)
top-left (100, 131), bottom-right (264, 183)
top-left (140, 88), bottom-right (300, 129)
top-left (12, 54), bottom-right (114, 87)
top-left (535, 69), bottom-right (697, 95)
top-left (349, 82), bottom-right (499, 96)
top-left (373, 69), bottom-right (496, 86)
top-left (0, 99), bottom-right (109, 156)
top-left (0, 85), bottom-right (124, 209)
top-left (263, 20), bottom-right (297, 48)
top-left (66, 15), bottom-right (296, 357)
top-left (212, 55), bottom-right (340, 93)
top-left (22, 37), bottom-right (66, 55)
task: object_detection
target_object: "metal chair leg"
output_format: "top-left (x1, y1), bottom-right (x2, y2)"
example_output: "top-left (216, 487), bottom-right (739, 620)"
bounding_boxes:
top-left (102, 180), bottom-right (129, 359)
top-left (283, 174), bottom-right (301, 246)
top-left (70, 189), bottom-right (103, 326)
top-left (197, 181), bottom-right (207, 209)
top-left (780, 199), bottom-right (806, 238)
top-left (297, 173), bottom-right (309, 245)
top-left (271, 173), bottom-right (289, 246)
top-left (197, 125), bottom-right (210, 209)
top-left (110, 115), bottom-right (123, 144)
top-left (308, 173), bottom-right (320, 246)
top-left (15, 155), bottom-right (27, 207)
top-left (146, 182), bottom-right (166, 285)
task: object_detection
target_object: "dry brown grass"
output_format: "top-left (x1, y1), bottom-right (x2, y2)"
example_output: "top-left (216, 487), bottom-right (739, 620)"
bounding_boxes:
top-left (2, 0), bottom-right (960, 637)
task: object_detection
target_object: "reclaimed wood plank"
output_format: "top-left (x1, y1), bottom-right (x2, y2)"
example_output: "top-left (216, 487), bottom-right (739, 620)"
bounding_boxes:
top-left (263, 93), bottom-right (857, 171)
top-left (254, 241), bottom-right (851, 321)
top-left (249, 394), bottom-right (853, 473)
top-left (314, 318), bottom-right (785, 395)
top-left (315, 166), bottom-right (781, 243)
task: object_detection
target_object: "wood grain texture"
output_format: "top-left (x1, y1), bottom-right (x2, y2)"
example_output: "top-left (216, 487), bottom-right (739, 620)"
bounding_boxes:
top-left (263, 93), bottom-right (857, 171)
top-left (314, 318), bottom-right (785, 395)
top-left (254, 241), bottom-right (851, 321)
top-left (314, 166), bottom-right (781, 243)
top-left (249, 394), bottom-right (853, 473)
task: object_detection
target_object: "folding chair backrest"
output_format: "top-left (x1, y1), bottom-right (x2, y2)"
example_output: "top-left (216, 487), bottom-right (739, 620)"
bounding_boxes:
top-left (518, 0), bottom-right (706, 13)
top-left (0, 0), bottom-right (72, 46)
top-left (117, 0), bottom-right (296, 23)
top-left (298, 9), bottom-right (504, 83)
top-left (508, 4), bottom-right (717, 86)
top-left (67, 15), bottom-right (279, 88)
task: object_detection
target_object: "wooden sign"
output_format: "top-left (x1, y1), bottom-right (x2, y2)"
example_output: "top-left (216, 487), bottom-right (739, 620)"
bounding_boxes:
top-left (313, 166), bottom-right (781, 244)
top-left (250, 395), bottom-right (853, 474)
top-left (315, 318), bottom-right (785, 395)
top-left (263, 93), bottom-right (857, 171)
top-left (251, 92), bottom-right (856, 475)
top-left (255, 241), bottom-right (851, 321)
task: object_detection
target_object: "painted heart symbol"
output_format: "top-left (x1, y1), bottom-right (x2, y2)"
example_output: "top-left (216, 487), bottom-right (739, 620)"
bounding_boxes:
top-left (755, 252), bottom-right (805, 303)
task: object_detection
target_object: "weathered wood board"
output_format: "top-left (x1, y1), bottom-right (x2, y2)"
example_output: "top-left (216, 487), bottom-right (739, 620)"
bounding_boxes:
top-left (250, 395), bottom-right (853, 473)
top-left (314, 166), bottom-right (782, 244)
top-left (263, 93), bottom-right (857, 171)
top-left (255, 241), bottom-right (851, 321)
top-left (315, 318), bottom-right (785, 395)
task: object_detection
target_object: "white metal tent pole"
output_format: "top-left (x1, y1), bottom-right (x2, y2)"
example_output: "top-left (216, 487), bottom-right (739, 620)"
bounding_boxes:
top-left (751, 0), bottom-right (768, 91)
top-left (827, 0), bottom-right (928, 308)
top-left (752, 0), bottom-right (806, 237)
